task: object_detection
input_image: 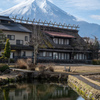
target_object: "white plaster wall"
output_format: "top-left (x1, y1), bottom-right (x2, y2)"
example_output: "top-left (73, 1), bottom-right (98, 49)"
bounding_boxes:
top-left (21, 50), bottom-right (33, 57)
top-left (3, 31), bottom-right (30, 45)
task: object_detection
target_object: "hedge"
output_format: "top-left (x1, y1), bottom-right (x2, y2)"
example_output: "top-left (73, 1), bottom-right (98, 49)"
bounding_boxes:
top-left (92, 59), bottom-right (100, 65)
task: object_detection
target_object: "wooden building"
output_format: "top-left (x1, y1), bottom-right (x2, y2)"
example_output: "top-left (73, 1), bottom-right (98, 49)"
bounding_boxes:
top-left (0, 16), bottom-right (32, 60)
top-left (21, 21), bottom-right (92, 63)
top-left (0, 16), bottom-right (92, 63)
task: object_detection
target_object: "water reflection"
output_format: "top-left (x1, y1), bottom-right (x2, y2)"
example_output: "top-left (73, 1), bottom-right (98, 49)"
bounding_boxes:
top-left (0, 81), bottom-right (84, 100)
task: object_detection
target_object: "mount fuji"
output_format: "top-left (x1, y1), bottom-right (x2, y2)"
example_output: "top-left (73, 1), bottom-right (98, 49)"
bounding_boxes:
top-left (0, 0), bottom-right (100, 39)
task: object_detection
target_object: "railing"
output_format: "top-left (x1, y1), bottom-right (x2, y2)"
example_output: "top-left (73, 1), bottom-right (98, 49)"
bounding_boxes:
top-left (11, 16), bottom-right (79, 30)
top-left (11, 45), bottom-right (33, 50)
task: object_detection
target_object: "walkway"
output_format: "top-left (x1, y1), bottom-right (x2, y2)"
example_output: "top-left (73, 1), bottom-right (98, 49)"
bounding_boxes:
top-left (74, 75), bottom-right (100, 90)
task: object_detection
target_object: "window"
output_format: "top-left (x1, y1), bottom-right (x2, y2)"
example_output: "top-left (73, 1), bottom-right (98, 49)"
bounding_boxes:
top-left (53, 52), bottom-right (58, 59)
top-left (39, 52), bottom-right (52, 57)
top-left (1, 20), bottom-right (8, 23)
top-left (39, 52), bottom-right (43, 56)
top-left (53, 38), bottom-right (58, 44)
top-left (47, 52), bottom-right (52, 56)
top-left (16, 40), bottom-right (23, 45)
top-left (0, 34), bottom-right (5, 39)
top-left (53, 38), bottom-right (55, 43)
top-left (65, 53), bottom-right (70, 59)
top-left (59, 39), bottom-right (63, 44)
top-left (43, 52), bottom-right (46, 56)
top-left (74, 54), bottom-right (87, 60)
top-left (59, 53), bottom-right (61, 59)
top-left (32, 52), bottom-right (34, 57)
top-left (7, 35), bottom-right (15, 40)
top-left (53, 38), bottom-right (70, 45)
top-left (22, 51), bottom-right (26, 56)
top-left (49, 52), bottom-right (52, 56)
top-left (65, 39), bottom-right (69, 45)
top-left (25, 36), bottom-right (28, 41)
top-left (61, 53), bottom-right (64, 59)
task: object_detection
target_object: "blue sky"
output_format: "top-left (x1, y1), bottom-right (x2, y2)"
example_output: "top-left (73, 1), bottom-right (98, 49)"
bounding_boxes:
top-left (0, 0), bottom-right (100, 25)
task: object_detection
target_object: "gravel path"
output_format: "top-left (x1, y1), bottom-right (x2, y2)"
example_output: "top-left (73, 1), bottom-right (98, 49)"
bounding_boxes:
top-left (74, 75), bottom-right (100, 90)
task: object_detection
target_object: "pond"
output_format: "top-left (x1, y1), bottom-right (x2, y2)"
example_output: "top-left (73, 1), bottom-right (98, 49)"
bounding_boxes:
top-left (0, 81), bottom-right (84, 100)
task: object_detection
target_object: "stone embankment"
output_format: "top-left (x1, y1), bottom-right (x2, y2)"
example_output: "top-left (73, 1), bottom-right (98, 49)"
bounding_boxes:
top-left (0, 68), bottom-right (68, 85)
top-left (68, 75), bottom-right (100, 100)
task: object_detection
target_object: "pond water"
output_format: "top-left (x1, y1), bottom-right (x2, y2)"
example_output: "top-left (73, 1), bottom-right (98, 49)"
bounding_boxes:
top-left (0, 81), bottom-right (84, 100)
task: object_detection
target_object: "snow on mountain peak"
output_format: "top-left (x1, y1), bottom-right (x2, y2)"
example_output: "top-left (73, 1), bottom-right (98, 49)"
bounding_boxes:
top-left (35, 0), bottom-right (47, 13)
top-left (0, 0), bottom-right (100, 39)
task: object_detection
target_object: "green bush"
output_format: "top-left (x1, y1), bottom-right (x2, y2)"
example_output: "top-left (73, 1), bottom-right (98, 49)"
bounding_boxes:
top-left (0, 64), bottom-right (9, 72)
top-left (92, 59), bottom-right (100, 65)
top-left (10, 59), bottom-right (15, 63)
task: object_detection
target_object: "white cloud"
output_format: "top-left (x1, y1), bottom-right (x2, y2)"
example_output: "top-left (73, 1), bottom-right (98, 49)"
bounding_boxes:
top-left (14, 0), bottom-right (26, 3)
top-left (64, 0), bottom-right (100, 10)
top-left (90, 15), bottom-right (100, 20)
top-left (0, 8), bottom-right (3, 12)
top-left (76, 17), bottom-right (87, 21)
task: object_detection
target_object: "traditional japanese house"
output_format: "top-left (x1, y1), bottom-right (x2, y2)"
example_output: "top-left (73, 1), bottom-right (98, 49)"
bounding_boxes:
top-left (0, 16), bottom-right (32, 60)
top-left (0, 15), bottom-right (92, 63)
top-left (21, 23), bottom-right (92, 63)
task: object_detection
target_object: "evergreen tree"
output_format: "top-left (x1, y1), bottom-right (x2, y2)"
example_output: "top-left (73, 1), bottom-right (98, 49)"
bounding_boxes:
top-left (1, 39), bottom-right (11, 65)
top-left (4, 39), bottom-right (11, 58)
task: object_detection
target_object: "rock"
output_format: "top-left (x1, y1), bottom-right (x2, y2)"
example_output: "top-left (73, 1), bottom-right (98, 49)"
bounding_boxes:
top-left (3, 69), bottom-right (10, 74)
top-left (46, 67), bottom-right (54, 72)
top-left (33, 72), bottom-right (39, 78)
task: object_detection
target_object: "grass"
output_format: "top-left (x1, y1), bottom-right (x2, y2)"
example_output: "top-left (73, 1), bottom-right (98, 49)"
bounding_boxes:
top-left (1, 63), bottom-right (100, 74)
top-left (52, 65), bottom-right (100, 74)
top-left (80, 75), bottom-right (100, 86)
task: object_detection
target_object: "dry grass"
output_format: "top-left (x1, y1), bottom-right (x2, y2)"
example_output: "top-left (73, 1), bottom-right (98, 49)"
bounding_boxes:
top-left (68, 75), bottom-right (100, 99)
top-left (3, 63), bottom-right (100, 74)
top-left (81, 75), bottom-right (100, 86)
top-left (42, 64), bottom-right (100, 74)
top-left (16, 59), bottom-right (28, 69)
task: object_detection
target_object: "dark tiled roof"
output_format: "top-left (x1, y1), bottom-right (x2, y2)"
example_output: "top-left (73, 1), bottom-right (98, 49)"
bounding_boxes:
top-left (0, 16), bottom-right (13, 21)
top-left (0, 23), bottom-right (31, 33)
top-left (0, 15), bottom-right (31, 33)
top-left (44, 31), bottom-right (75, 38)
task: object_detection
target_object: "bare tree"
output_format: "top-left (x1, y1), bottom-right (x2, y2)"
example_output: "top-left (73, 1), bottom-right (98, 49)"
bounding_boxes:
top-left (83, 36), bottom-right (100, 59)
top-left (92, 36), bottom-right (99, 59)
top-left (28, 25), bottom-right (44, 65)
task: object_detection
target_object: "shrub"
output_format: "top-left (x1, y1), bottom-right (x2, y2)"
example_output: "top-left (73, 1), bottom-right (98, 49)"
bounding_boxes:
top-left (38, 65), bottom-right (46, 71)
top-left (48, 66), bottom-right (54, 72)
top-left (10, 59), bottom-right (15, 63)
top-left (16, 59), bottom-right (27, 69)
top-left (92, 59), bottom-right (100, 65)
top-left (37, 64), bottom-right (54, 72)
top-left (26, 58), bottom-right (36, 70)
top-left (46, 63), bottom-right (55, 72)
top-left (0, 64), bottom-right (9, 72)
top-left (29, 64), bottom-right (36, 70)
top-left (16, 58), bottom-right (36, 70)
top-left (26, 58), bottom-right (32, 69)
top-left (26, 58), bottom-right (32, 65)
top-left (46, 63), bottom-right (55, 68)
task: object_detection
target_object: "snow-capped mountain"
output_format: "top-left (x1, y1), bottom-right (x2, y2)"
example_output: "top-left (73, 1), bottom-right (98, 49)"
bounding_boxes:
top-left (0, 0), bottom-right (100, 39)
